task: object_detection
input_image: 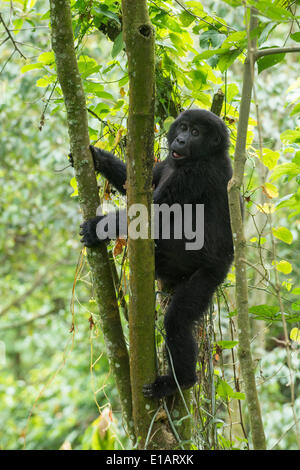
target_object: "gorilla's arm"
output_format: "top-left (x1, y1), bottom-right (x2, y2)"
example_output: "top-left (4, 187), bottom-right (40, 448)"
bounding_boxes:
top-left (90, 147), bottom-right (168, 195)
top-left (152, 160), bottom-right (167, 188)
top-left (89, 146), bottom-right (127, 195)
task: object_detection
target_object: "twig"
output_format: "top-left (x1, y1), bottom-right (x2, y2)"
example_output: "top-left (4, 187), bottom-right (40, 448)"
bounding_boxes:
top-left (0, 49), bottom-right (15, 75)
top-left (0, 270), bottom-right (51, 317)
top-left (255, 46), bottom-right (300, 60)
top-left (0, 307), bottom-right (59, 331)
top-left (240, 258), bottom-right (277, 292)
top-left (173, 0), bottom-right (237, 32)
top-left (269, 213), bottom-right (300, 449)
top-left (0, 13), bottom-right (26, 59)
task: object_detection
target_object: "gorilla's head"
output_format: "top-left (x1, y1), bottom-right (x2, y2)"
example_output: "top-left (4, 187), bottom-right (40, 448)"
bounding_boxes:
top-left (167, 109), bottom-right (229, 164)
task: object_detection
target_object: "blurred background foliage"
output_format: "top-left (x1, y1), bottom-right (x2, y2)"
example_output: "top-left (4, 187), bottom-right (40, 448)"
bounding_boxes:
top-left (0, 0), bottom-right (299, 450)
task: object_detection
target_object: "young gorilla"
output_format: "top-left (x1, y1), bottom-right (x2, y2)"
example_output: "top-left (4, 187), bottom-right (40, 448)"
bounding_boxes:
top-left (78, 109), bottom-right (234, 399)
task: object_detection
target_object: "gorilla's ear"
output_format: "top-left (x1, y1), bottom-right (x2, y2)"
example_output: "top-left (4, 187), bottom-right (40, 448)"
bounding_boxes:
top-left (167, 119), bottom-right (178, 144)
top-left (207, 119), bottom-right (229, 153)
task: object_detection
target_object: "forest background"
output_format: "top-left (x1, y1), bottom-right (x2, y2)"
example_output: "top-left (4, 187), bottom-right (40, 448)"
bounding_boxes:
top-left (0, 0), bottom-right (300, 450)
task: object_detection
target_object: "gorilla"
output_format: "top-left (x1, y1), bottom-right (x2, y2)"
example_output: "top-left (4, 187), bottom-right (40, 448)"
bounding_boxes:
top-left (78, 108), bottom-right (234, 399)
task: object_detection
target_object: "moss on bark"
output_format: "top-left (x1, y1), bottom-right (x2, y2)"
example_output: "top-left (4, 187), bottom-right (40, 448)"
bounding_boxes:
top-left (49, 0), bottom-right (134, 440)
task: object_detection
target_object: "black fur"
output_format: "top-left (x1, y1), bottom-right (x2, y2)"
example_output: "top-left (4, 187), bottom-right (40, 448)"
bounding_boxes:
top-left (79, 109), bottom-right (234, 399)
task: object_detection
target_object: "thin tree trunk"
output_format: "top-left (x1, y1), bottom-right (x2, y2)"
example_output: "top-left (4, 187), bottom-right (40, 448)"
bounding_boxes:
top-left (227, 7), bottom-right (266, 450)
top-left (49, 0), bottom-right (134, 440)
top-left (121, 0), bottom-right (160, 449)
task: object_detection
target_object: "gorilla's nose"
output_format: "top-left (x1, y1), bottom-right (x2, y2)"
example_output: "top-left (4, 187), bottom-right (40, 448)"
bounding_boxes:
top-left (176, 136), bottom-right (186, 145)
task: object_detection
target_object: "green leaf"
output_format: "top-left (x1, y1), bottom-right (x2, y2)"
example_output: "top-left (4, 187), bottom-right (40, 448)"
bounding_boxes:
top-left (12, 18), bottom-right (23, 35)
top-left (199, 30), bottom-right (226, 49)
top-left (84, 82), bottom-right (114, 100)
top-left (36, 77), bottom-right (51, 87)
top-left (292, 301), bottom-right (300, 311)
top-left (179, 10), bottom-right (195, 27)
top-left (70, 177), bottom-right (78, 197)
top-left (221, 83), bottom-right (239, 103)
top-left (257, 50), bottom-right (285, 74)
top-left (261, 148), bottom-right (279, 170)
top-left (280, 129), bottom-right (300, 144)
top-left (291, 32), bottom-right (300, 42)
top-left (270, 163), bottom-right (299, 182)
top-left (185, 0), bottom-right (205, 15)
top-left (263, 182), bottom-right (278, 199)
top-left (221, 31), bottom-right (247, 48)
top-left (250, 1), bottom-right (293, 21)
top-left (218, 49), bottom-right (241, 72)
top-left (170, 32), bottom-right (186, 51)
top-left (272, 227), bottom-right (293, 245)
top-left (291, 288), bottom-right (300, 295)
top-left (78, 56), bottom-right (101, 79)
top-left (217, 340), bottom-right (238, 350)
top-left (259, 22), bottom-right (277, 45)
top-left (193, 49), bottom-right (224, 61)
top-left (290, 102), bottom-right (300, 116)
top-left (93, 103), bottom-right (110, 116)
top-left (249, 304), bottom-right (280, 319)
top-left (217, 379), bottom-right (234, 400)
top-left (163, 117), bottom-right (175, 132)
top-left (276, 260), bottom-right (292, 275)
top-left (84, 82), bottom-right (104, 93)
top-left (118, 75), bottom-right (129, 86)
top-left (290, 328), bottom-right (300, 343)
top-left (37, 51), bottom-right (55, 65)
top-left (92, 6), bottom-right (121, 25)
top-left (94, 91), bottom-right (114, 101)
top-left (21, 63), bottom-right (44, 73)
top-left (231, 392), bottom-right (245, 400)
top-left (111, 32), bottom-right (124, 58)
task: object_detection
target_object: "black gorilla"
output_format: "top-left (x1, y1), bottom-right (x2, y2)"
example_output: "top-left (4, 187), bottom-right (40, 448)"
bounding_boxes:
top-left (79, 108), bottom-right (234, 399)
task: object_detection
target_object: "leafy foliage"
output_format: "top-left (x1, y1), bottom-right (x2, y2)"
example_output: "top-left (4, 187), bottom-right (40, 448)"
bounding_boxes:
top-left (0, 0), bottom-right (299, 451)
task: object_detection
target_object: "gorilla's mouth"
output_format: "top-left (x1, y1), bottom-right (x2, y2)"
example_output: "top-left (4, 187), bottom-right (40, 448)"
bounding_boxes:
top-left (172, 151), bottom-right (186, 160)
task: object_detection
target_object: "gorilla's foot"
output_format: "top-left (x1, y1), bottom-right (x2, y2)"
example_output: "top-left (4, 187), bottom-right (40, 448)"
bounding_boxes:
top-left (143, 375), bottom-right (195, 399)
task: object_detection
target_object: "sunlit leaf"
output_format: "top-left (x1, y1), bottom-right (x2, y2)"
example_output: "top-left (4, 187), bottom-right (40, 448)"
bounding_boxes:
top-left (272, 227), bottom-right (293, 245)
top-left (21, 63), bottom-right (44, 73)
top-left (290, 328), bottom-right (300, 343)
top-left (262, 183), bottom-right (278, 199)
top-left (275, 260), bottom-right (292, 274)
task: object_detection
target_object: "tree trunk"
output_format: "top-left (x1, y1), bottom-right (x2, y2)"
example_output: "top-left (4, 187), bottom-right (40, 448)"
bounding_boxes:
top-left (121, 0), bottom-right (159, 448)
top-left (227, 7), bottom-right (266, 450)
top-left (49, 0), bottom-right (134, 440)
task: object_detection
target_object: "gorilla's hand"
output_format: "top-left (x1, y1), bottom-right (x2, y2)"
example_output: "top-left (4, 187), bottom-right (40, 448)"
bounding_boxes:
top-left (68, 153), bottom-right (74, 167)
top-left (80, 216), bottom-right (107, 247)
top-left (68, 146), bottom-right (101, 171)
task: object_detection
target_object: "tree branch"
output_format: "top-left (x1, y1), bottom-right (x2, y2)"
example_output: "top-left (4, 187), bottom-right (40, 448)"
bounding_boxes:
top-left (0, 13), bottom-right (26, 59)
top-left (255, 46), bottom-right (300, 60)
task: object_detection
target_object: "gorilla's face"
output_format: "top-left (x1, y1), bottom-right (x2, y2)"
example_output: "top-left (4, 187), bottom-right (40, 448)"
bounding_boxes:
top-left (167, 109), bottom-right (229, 164)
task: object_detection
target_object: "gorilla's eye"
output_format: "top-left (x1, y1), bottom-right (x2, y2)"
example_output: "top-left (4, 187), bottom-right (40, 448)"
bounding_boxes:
top-left (179, 123), bottom-right (188, 131)
top-left (191, 129), bottom-right (199, 136)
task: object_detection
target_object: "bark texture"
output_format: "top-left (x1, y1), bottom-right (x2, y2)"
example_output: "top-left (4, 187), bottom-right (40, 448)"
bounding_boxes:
top-left (227, 8), bottom-right (266, 450)
top-left (121, 0), bottom-right (158, 448)
top-left (49, 0), bottom-right (134, 439)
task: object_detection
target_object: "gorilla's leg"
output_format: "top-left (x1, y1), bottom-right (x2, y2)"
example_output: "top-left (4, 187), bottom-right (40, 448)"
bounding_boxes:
top-left (143, 267), bottom-right (220, 399)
